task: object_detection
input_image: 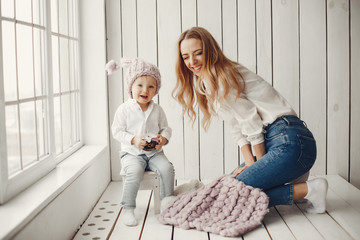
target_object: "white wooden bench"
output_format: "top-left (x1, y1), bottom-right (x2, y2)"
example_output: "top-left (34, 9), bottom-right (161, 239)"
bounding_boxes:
top-left (120, 170), bottom-right (160, 214)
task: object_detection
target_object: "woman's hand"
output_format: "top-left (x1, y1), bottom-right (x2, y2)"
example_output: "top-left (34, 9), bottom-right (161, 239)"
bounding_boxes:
top-left (231, 160), bottom-right (255, 177)
top-left (155, 135), bottom-right (168, 150)
top-left (232, 165), bottom-right (248, 178)
top-left (131, 135), bottom-right (146, 149)
top-left (232, 144), bottom-right (256, 177)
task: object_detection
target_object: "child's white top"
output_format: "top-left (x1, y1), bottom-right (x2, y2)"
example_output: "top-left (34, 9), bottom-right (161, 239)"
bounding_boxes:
top-left (112, 99), bottom-right (172, 157)
top-left (212, 63), bottom-right (297, 148)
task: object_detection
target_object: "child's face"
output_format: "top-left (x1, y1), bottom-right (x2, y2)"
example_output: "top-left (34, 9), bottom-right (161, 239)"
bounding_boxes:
top-left (180, 38), bottom-right (204, 77)
top-left (132, 75), bottom-right (157, 109)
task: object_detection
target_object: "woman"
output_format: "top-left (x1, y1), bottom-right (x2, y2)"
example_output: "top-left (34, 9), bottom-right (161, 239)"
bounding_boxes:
top-left (173, 27), bottom-right (328, 213)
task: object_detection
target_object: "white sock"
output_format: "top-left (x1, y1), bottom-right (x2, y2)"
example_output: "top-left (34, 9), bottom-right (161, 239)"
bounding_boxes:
top-left (122, 208), bottom-right (138, 226)
top-left (304, 178), bottom-right (328, 214)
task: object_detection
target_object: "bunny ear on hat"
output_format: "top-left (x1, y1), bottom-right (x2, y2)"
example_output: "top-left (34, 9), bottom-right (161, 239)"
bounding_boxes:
top-left (105, 60), bottom-right (120, 75)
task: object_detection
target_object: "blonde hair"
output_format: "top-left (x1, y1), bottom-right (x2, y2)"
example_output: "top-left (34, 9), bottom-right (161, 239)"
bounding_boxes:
top-left (173, 27), bottom-right (245, 130)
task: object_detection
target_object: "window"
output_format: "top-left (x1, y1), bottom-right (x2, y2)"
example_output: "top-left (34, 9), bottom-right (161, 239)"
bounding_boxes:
top-left (0, 0), bottom-right (81, 204)
top-left (50, 0), bottom-right (80, 158)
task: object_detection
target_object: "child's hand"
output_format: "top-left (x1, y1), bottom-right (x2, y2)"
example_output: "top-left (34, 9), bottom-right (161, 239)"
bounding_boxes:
top-left (131, 135), bottom-right (146, 149)
top-left (155, 135), bottom-right (168, 150)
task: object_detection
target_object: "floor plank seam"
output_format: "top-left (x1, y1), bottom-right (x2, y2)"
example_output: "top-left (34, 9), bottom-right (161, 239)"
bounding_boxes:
top-left (274, 206), bottom-right (296, 239)
top-left (262, 220), bottom-right (272, 240)
top-left (139, 190), bottom-right (153, 239)
top-left (326, 210), bottom-right (355, 240)
top-left (106, 207), bottom-right (122, 240)
top-left (294, 203), bottom-right (327, 239)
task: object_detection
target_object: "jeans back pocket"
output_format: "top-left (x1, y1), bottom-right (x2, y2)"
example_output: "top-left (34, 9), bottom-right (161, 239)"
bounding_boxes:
top-left (297, 134), bottom-right (317, 169)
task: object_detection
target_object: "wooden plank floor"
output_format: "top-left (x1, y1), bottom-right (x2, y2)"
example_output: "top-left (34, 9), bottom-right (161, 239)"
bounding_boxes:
top-left (73, 175), bottom-right (360, 240)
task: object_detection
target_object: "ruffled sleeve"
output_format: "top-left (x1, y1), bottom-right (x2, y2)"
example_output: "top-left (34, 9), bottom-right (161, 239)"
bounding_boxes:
top-left (227, 95), bottom-right (264, 147)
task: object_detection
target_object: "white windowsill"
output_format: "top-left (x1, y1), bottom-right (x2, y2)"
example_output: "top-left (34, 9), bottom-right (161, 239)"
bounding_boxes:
top-left (0, 144), bottom-right (108, 240)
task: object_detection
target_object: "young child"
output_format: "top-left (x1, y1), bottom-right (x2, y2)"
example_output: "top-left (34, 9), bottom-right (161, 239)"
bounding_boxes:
top-left (108, 58), bottom-right (174, 226)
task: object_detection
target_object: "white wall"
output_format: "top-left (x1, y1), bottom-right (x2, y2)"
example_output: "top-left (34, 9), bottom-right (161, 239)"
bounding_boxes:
top-left (12, 148), bottom-right (110, 240)
top-left (106, 0), bottom-right (360, 188)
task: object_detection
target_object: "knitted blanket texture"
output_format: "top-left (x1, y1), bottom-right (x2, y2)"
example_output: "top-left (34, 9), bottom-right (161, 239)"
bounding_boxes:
top-left (158, 175), bottom-right (269, 237)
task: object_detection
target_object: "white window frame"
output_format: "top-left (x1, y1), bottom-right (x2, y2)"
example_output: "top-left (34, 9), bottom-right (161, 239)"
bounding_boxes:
top-left (0, 0), bottom-right (82, 204)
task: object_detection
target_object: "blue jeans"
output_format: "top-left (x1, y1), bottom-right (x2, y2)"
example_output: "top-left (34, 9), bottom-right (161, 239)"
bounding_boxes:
top-left (120, 151), bottom-right (175, 208)
top-left (233, 115), bottom-right (317, 207)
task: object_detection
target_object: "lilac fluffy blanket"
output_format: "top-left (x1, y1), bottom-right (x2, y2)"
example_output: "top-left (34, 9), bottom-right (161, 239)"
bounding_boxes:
top-left (158, 175), bottom-right (269, 237)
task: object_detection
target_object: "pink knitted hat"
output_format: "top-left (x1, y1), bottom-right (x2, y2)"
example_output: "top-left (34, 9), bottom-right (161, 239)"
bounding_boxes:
top-left (120, 58), bottom-right (161, 98)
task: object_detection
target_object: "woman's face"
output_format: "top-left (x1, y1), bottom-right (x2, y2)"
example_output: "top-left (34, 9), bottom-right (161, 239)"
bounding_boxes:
top-left (180, 38), bottom-right (204, 77)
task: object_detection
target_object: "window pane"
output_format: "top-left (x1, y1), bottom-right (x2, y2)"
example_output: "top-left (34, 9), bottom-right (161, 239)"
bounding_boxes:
top-left (58, 0), bottom-right (68, 35)
top-left (69, 40), bottom-right (74, 90)
top-left (34, 28), bottom-right (45, 97)
top-left (6, 105), bottom-right (21, 175)
top-left (62, 94), bottom-right (71, 150)
top-left (50, 0), bottom-right (58, 33)
top-left (54, 96), bottom-right (62, 154)
top-left (1, 0), bottom-right (14, 18)
top-left (2, 21), bottom-right (17, 101)
top-left (20, 102), bottom-right (37, 167)
top-left (68, 0), bottom-right (77, 37)
top-left (70, 40), bottom-right (79, 90)
top-left (15, 0), bottom-right (31, 23)
top-left (33, 0), bottom-right (45, 26)
top-left (17, 24), bottom-right (34, 99)
top-left (69, 39), bottom-right (78, 90)
top-left (36, 99), bottom-right (48, 158)
top-left (60, 37), bottom-right (69, 92)
top-left (71, 92), bottom-right (80, 143)
top-left (52, 35), bottom-right (60, 93)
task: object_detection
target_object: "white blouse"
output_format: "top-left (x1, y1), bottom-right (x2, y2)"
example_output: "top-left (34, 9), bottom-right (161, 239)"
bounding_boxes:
top-left (213, 64), bottom-right (297, 148)
top-left (111, 99), bottom-right (172, 157)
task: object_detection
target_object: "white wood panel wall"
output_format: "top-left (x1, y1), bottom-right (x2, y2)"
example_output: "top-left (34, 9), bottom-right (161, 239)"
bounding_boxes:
top-left (105, 0), bottom-right (360, 188)
top-left (351, 0), bottom-right (360, 190)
